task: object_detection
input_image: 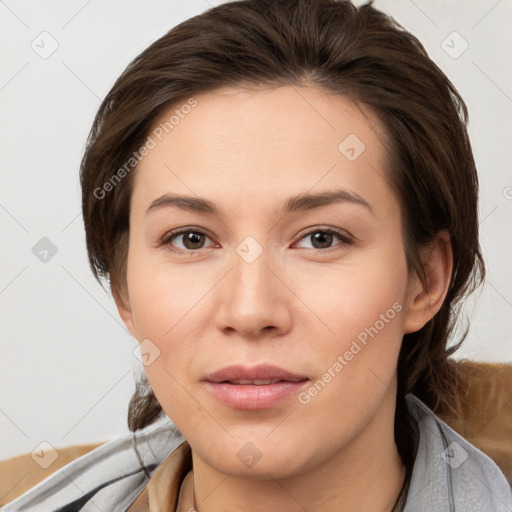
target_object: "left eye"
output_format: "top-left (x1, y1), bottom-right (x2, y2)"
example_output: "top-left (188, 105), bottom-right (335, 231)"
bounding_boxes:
top-left (295, 229), bottom-right (351, 250)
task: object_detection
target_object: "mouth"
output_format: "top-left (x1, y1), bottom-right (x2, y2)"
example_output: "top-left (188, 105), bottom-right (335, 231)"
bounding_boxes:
top-left (204, 363), bottom-right (308, 383)
top-left (220, 378), bottom-right (296, 385)
top-left (203, 364), bottom-right (309, 410)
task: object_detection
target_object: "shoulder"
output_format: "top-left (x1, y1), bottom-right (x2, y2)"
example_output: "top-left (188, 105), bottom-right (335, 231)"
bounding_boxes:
top-left (1, 415), bottom-right (185, 512)
top-left (404, 393), bottom-right (512, 512)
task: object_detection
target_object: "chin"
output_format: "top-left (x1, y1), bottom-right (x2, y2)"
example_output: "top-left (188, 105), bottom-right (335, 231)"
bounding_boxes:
top-left (192, 439), bottom-right (318, 481)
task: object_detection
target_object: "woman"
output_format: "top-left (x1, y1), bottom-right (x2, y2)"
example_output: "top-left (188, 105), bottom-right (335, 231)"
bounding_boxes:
top-left (3, 0), bottom-right (511, 510)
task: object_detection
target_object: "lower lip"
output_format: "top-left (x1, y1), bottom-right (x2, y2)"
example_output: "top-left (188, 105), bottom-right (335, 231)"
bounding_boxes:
top-left (204, 380), bottom-right (308, 410)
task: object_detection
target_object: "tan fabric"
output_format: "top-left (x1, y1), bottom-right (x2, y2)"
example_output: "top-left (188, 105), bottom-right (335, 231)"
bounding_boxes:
top-left (125, 441), bottom-right (192, 512)
top-left (1, 361), bottom-right (511, 510)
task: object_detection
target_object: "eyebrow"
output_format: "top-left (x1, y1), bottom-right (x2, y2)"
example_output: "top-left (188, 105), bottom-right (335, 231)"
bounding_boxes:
top-left (145, 188), bottom-right (374, 218)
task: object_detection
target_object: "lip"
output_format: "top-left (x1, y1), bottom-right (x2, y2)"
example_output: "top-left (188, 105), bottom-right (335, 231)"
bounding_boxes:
top-left (203, 364), bottom-right (309, 410)
top-left (203, 363), bottom-right (308, 383)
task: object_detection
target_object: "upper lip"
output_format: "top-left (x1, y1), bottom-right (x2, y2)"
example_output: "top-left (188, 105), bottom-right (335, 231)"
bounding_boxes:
top-left (203, 364), bottom-right (309, 383)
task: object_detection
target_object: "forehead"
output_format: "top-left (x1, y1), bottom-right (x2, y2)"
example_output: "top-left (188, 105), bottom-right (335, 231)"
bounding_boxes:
top-left (132, 85), bottom-right (394, 218)
top-left (147, 84), bottom-right (385, 156)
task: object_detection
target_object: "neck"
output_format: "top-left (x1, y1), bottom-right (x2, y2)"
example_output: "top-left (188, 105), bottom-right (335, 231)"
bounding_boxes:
top-left (183, 391), bottom-right (407, 512)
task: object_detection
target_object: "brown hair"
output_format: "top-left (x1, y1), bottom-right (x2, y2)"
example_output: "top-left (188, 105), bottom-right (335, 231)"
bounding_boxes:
top-left (80, 0), bottom-right (484, 479)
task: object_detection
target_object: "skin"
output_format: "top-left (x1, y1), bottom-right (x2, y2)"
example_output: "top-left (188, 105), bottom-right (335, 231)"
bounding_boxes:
top-left (115, 85), bottom-right (453, 512)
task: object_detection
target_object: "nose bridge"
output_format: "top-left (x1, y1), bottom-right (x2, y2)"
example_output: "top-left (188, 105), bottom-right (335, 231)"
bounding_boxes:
top-left (214, 237), bottom-right (292, 337)
top-left (233, 239), bottom-right (273, 299)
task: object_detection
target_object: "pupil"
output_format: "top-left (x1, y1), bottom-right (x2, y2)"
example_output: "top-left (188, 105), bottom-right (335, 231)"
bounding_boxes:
top-left (184, 232), bottom-right (204, 249)
top-left (313, 231), bottom-right (332, 249)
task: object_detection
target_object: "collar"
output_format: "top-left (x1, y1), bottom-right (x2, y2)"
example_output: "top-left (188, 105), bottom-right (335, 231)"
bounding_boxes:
top-left (127, 441), bottom-right (192, 511)
top-left (403, 394), bottom-right (512, 511)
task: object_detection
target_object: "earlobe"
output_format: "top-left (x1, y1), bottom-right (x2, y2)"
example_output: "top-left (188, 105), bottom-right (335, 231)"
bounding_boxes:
top-left (403, 231), bottom-right (453, 334)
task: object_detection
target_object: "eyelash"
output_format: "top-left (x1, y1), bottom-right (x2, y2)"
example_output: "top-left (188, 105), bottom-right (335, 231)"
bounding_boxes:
top-left (160, 227), bottom-right (353, 256)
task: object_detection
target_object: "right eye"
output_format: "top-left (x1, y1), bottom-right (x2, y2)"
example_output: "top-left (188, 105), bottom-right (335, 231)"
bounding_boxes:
top-left (161, 228), bottom-right (217, 254)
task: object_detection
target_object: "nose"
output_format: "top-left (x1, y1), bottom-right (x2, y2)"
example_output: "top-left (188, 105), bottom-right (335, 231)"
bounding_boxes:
top-left (213, 245), bottom-right (293, 339)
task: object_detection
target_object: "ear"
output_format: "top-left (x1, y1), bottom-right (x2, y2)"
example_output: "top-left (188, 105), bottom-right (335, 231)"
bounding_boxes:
top-left (403, 231), bottom-right (453, 334)
top-left (113, 287), bottom-right (137, 338)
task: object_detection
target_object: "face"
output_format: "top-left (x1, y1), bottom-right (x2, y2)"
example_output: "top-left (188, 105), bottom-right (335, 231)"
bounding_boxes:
top-left (118, 85), bottom-right (422, 480)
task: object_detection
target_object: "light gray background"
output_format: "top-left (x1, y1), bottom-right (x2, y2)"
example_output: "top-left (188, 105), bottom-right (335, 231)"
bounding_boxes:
top-left (1, 0), bottom-right (511, 460)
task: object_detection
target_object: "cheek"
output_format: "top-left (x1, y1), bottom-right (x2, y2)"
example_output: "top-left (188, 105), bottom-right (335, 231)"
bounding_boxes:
top-left (292, 243), bottom-right (408, 409)
top-left (293, 243), bottom-right (408, 345)
top-left (126, 247), bottom-right (209, 337)
top-left (125, 251), bottom-right (216, 415)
